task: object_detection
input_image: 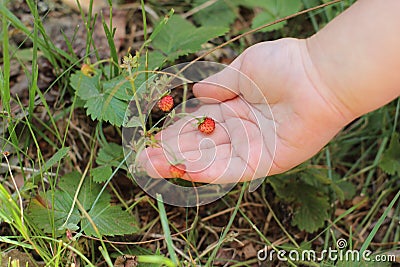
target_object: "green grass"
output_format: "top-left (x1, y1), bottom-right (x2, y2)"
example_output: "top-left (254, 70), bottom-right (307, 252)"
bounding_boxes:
top-left (0, 0), bottom-right (399, 266)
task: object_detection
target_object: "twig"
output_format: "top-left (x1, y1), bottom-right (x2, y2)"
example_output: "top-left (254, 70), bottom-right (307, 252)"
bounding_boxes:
top-left (200, 202), bottom-right (264, 222)
top-left (182, 0), bottom-right (218, 19)
top-left (0, 162), bottom-right (57, 176)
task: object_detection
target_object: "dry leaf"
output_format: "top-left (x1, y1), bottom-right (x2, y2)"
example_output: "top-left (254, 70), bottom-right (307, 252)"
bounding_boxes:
top-left (114, 255), bottom-right (138, 267)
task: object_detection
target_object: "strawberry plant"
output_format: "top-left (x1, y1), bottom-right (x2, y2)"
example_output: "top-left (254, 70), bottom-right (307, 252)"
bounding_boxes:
top-left (379, 133), bottom-right (400, 176)
top-left (192, 0), bottom-right (303, 32)
top-left (2, 0), bottom-right (399, 266)
top-left (269, 168), bottom-right (356, 233)
top-left (69, 12), bottom-right (228, 128)
top-left (192, 0), bottom-right (239, 28)
top-left (28, 172), bottom-right (138, 236)
top-left (244, 0), bottom-right (303, 32)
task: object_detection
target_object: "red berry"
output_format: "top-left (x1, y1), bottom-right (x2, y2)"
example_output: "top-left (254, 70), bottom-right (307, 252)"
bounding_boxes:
top-left (158, 95), bottom-right (174, 112)
top-left (169, 164), bottom-right (186, 178)
top-left (197, 117), bottom-right (215, 134)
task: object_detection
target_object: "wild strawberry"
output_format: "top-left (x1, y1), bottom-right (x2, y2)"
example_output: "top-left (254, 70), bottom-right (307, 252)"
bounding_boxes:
top-left (197, 117), bottom-right (215, 134)
top-left (169, 164), bottom-right (186, 178)
top-left (157, 95), bottom-right (174, 112)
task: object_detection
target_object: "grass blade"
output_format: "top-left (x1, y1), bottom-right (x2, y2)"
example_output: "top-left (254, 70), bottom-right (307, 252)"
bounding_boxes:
top-left (101, 14), bottom-right (119, 76)
top-left (156, 193), bottom-right (179, 266)
top-left (360, 190), bottom-right (400, 253)
top-left (205, 184), bottom-right (247, 266)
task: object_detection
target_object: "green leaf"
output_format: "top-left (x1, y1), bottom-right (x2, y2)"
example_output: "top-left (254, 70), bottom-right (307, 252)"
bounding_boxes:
top-left (82, 205), bottom-right (138, 237)
top-left (28, 190), bottom-right (80, 235)
top-left (28, 171), bottom-right (138, 236)
top-left (96, 142), bottom-right (124, 169)
top-left (379, 133), bottom-right (400, 175)
top-left (91, 165), bottom-right (113, 183)
top-left (148, 9), bottom-right (174, 41)
top-left (59, 172), bottom-right (109, 211)
top-left (193, 0), bottom-right (238, 28)
top-left (70, 72), bottom-right (101, 100)
top-left (301, 169), bottom-right (331, 187)
top-left (94, 142), bottom-right (127, 183)
top-left (102, 75), bottom-right (135, 102)
top-left (152, 15), bottom-right (228, 61)
top-left (85, 93), bottom-right (127, 127)
top-left (269, 176), bottom-right (296, 202)
top-left (70, 72), bottom-right (128, 127)
top-left (269, 175), bottom-right (330, 233)
top-left (290, 183), bottom-right (330, 233)
top-left (249, 0), bottom-right (303, 32)
top-left (331, 179), bottom-right (356, 203)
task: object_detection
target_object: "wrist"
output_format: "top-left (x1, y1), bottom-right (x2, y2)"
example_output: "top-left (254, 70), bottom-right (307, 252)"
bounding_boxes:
top-left (299, 38), bottom-right (356, 126)
top-left (304, 0), bottom-right (400, 122)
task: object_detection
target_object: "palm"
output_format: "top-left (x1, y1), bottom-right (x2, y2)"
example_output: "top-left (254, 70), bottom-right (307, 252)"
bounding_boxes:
top-left (141, 97), bottom-right (274, 183)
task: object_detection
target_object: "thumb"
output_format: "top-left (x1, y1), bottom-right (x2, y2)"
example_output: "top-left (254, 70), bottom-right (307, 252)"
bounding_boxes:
top-left (193, 56), bottom-right (244, 103)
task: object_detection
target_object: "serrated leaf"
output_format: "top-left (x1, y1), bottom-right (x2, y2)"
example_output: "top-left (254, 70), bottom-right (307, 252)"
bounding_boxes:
top-left (269, 176), bottom-right (330, 232)
top-left (250, 0), bottom-right (303, 32)
top-left (291, 183), bottom-right (330, 233)
top-left (91, 165), bottom-right (113, 183)
top-left (193, 0), bottom-right (238, 28)
top-left (28, 171), bottom-right (138, 236)
top-left (152, 15), bottom-right (228, 61)
top-left (82, 205), bottom-right (138, 237)
top-left (96, 142), bottom-right (124, 169)
top-left (103, 75), bottom-right (135, 102)
top-left (331, 180), bottom-right (356, 203)
top-left (268, 175), bottom-right (296, 202)
top-left (70, 72), bottom-right (128, 127)
top-left (301, 169), bottom-right (331, 187)
top-left (59, 172), bottom-right (109, 210)
top-left (70, 72), bottom-right (101, 100)
top-left (28, 190), bottom-right (81, 235)
top-left (148, 9), bottom-right (174, 41)
top-left (379, 133), bottom-right (400, 175)
top-left (85, 93), bottom-right (127, 127)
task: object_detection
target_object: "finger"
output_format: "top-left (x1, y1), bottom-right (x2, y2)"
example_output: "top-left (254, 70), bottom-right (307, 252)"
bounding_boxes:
top-left (186, 157), bottom-right (254, 184)
top-left (140, 118), bottom-right (230, 169)
top-left (140, 143), bottom-right (232, 180)
top-left (159, 104), bottom-right (225, 140)
top-left (193, 56), bottom-right (244, 103)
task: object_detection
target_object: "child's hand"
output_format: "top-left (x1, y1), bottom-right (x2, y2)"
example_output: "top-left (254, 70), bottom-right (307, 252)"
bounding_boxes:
top-left (139, 0), bottom-right (400, 184)
top-left (139, 38), bottom-right (352, 183)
